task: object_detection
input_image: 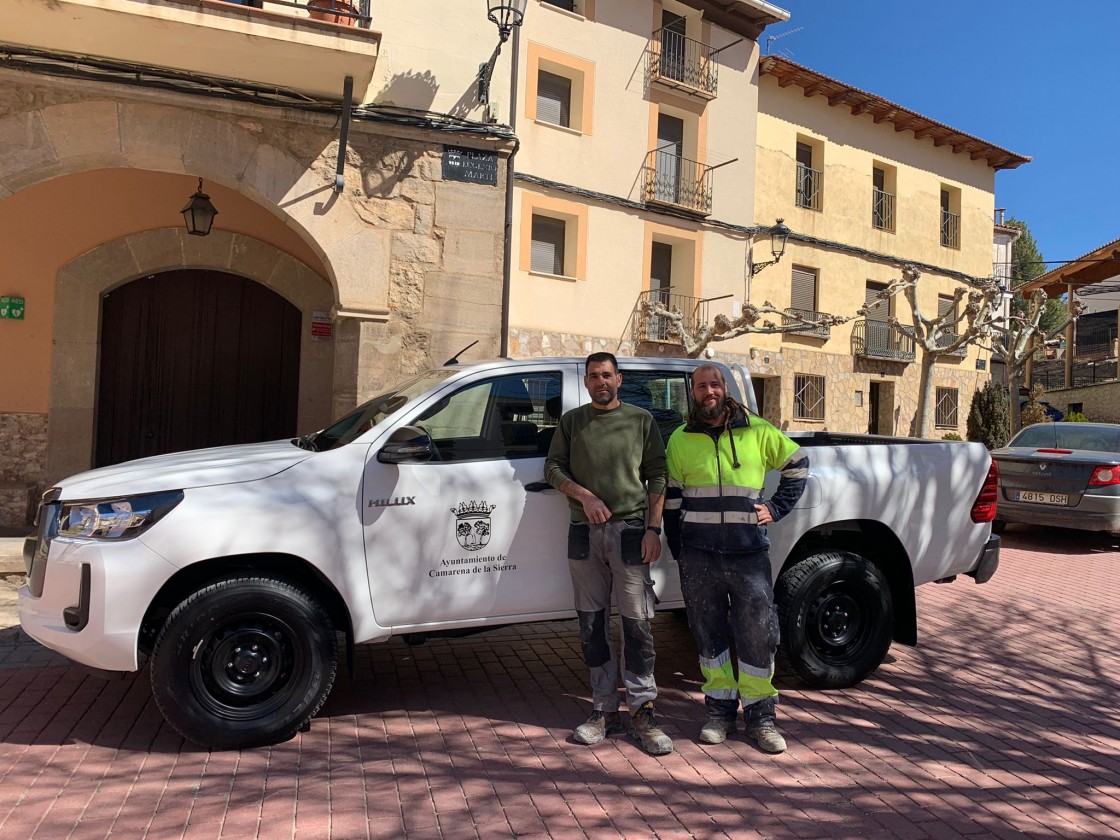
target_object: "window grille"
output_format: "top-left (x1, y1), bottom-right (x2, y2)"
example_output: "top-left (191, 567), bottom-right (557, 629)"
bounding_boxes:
top-left (935, 387), bottom-right (959, 428)
top-left (794, 374), bottom-right (825, 421)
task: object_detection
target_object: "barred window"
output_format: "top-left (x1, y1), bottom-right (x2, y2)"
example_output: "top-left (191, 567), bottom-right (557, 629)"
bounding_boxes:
top-left (935, 386), bottom-right (959, 428)
top-left (793, 374), bottom-right (825, 421)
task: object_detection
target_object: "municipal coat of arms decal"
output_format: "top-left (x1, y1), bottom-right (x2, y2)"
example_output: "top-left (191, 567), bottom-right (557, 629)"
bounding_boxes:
top-left (452, 500), bottom-right (497, 551)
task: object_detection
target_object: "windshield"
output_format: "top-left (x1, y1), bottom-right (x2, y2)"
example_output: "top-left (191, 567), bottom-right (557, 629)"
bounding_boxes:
top-left (301, 370), bottom-right (455, 451)
top-left (1009, 424), bottom-right (1120, 453)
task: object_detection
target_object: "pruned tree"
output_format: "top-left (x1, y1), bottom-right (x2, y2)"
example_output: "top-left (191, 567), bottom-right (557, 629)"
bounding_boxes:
top-left (638, 298), bottom-right (854, 358)
top-left (862, 265), bottom-right (1003, 439)
top-left (989, 287), bottom-right (1084, 435)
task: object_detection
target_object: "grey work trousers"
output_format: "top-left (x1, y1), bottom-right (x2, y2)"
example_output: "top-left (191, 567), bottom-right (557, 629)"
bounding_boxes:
top-left (567, 519), bottom-right (658, 714)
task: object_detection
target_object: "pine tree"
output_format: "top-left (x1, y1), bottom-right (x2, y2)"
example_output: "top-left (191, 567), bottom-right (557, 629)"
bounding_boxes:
top-left (966, 380), bottom-right (1011, 449)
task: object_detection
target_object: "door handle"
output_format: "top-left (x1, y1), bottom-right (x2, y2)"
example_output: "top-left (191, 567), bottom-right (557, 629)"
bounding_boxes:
top-left (525, 481), bottom-right (553, 492)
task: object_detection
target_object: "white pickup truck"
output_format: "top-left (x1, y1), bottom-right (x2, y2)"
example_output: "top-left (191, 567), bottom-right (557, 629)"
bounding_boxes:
top-left (20, 357), bottom-right (1000, 749)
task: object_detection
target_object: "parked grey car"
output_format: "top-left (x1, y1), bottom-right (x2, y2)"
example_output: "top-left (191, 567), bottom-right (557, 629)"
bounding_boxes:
top-left (992, 422), bottom-right (1120, 532)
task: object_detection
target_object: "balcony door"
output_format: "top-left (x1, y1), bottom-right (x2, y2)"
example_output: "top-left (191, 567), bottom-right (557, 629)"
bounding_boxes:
top-left (655, 113), bottom-right (684, 205)
top-left (648, 242), bottom-right (674, 341)
top-left (660, 12), bottom-right (688, 83)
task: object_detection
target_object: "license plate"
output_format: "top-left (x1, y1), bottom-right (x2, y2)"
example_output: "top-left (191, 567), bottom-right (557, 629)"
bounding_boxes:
top-left (1015, 491), bottom-right (1068, 505)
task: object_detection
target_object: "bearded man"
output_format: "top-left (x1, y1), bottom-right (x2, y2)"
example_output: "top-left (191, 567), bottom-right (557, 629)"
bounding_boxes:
top-left (664, 364), bottom-right (808, 753)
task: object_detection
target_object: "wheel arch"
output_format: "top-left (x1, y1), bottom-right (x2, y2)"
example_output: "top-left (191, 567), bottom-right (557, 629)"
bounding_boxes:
top-left (139, 553), bottom-right (354, 656)
top-left (782, 519), bottom-right (917, 646)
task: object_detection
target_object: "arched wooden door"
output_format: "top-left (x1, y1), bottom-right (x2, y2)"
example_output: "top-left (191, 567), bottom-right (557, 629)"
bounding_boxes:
top-left (96, 270), bottom-right (302, 466)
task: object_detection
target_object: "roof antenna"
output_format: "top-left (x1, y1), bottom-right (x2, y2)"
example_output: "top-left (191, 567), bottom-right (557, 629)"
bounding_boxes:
top-left (444, 340), bottom-right (479, 366)
top-left (765, 26), bottom-right (803, 55)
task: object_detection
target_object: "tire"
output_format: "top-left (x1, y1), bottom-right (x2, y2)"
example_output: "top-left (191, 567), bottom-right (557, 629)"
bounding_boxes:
top-left (150, 577), bottom-right (338, 750)
top-left (775, 551), bottom-right (893, 690)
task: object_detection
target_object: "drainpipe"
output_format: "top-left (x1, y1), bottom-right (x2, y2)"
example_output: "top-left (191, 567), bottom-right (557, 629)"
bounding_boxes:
top-left (499, 27), bottom-right (520, 358)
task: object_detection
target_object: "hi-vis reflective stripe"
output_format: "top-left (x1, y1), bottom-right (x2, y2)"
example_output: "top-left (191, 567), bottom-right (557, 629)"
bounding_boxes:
top-left (683, 510), bottom-right (759, 524)
top-left (682, 484), bottom-right (764, 499)
top-left (738, 660), bottom-right (778, 703)
top-left (699, 650), bottom-right (738, 700)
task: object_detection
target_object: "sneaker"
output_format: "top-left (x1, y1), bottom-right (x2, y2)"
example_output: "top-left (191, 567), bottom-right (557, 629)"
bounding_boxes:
top-left (698, 714), bottom-right (736, 745)
top-left (745, 719), bottom-right (787, 754)
top-left (573, 710), bottom-right (623, 745)
top-left (629, 701), bottom-right (674, 756)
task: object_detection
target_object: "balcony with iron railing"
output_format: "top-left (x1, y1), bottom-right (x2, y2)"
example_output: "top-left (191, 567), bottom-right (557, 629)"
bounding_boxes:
top-left (940, 209), bottom-right (961, 249)
top-left (934, 331), bottom-right (968, 358)
top-left (796, 164), bottom-right (822, 210)
top-left (4, 0), bottom-right (380, 100)
top-left (782, 307), bottom-right (832, 339)
top-left (872, 187), bottom-right (895, 232)
top-left (647, 28), bottom-right (718, 98)
top-left (629, 289), bottom-right (711, 347)
top-left (851, 319), bottom-right (915, 362)
top-left (643, 149), bottom-right (714, 215)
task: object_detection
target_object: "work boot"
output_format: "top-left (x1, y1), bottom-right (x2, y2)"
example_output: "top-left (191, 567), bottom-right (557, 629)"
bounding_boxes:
top-left (573, 710), bottom-right (623, 745)
top-left (629, 701), bottom-right (674, 756)
top-left (745, 719), bottom-right (787, 754)
top-left (698, 713), bottom-right (736, 745)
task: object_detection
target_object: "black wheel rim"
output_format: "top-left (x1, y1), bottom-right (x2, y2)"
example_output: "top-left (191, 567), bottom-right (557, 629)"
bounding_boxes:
top-left (805, 579), bottom-right (876, 666)
top-left (188, 612), bottom-right (307, 721)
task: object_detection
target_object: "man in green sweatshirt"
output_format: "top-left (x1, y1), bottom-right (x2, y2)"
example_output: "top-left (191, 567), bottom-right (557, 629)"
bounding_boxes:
top-left (544, 352), bottom-right (672, 756)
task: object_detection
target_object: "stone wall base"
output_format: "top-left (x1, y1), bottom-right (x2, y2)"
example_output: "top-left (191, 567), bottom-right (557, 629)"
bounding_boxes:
top-left (0, 412), bottom-right (48, 527)
top-left (1042, 381), bottom-right (1120, 424)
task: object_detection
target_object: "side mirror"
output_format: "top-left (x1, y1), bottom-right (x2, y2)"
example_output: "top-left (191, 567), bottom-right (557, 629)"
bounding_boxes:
top-left (377, 426), bottom-right (435, 464)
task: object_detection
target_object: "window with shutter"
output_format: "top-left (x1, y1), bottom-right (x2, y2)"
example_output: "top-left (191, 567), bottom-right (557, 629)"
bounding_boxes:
top-left (937, 294), bottom-right (955, 319)
top-left (790, 266), bottom-right (818, 313)
top-left (865, 281), bottom-right (889, 321)
top-left (530, 215), bottom-right (566, 276)
top-left (536, 70), bottom-right (572, 128)
top-left (542, 0), bottom-right (576, 11)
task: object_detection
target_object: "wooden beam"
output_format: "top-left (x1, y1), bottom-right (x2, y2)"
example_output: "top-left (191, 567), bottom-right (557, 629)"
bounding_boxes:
top-left (850, 100), bottom-right (872, 116)
top-left (913, 126), bottom-right (936, 140)
top-left (872, 108), bottom-right (896, 124)
top-left (828, 91), bottom-right (849, 106)
top-left (803, 82), bottom-right (823, 97)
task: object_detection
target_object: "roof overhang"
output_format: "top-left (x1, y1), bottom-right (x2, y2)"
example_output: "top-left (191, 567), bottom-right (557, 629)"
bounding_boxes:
top-left (759, 55), bottom-right (1030, 171)
top-left (679, 0), bottom-right (790, 40)
top-left (1021, 237), bottom-right (1120, 295)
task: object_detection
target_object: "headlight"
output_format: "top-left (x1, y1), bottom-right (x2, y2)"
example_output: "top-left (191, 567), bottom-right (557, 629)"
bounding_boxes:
top-left (58, 491), bottom-right (184, 541)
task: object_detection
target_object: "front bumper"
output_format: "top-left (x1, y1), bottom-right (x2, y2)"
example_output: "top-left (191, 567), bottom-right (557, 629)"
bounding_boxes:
top-left (967, 534), bottom-right (1000, 584)
top-left (18, 535), bottom-right (179, 672)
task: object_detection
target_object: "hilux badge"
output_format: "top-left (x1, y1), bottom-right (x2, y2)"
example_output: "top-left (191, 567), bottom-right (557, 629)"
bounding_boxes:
top-left (452, 500), bottom-right (497, 551)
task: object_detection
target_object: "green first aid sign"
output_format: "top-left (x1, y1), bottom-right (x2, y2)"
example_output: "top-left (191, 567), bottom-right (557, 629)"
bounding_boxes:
top-left (0, 296), bottom-right (24, 320)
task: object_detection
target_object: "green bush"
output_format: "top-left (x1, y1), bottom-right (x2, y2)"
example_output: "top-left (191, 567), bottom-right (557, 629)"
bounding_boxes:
top-left (942, 432), bottom-right (963, 441)
top-left (1066, 411), bottom-right (1089, 423)
top-left (966, 380), bottom-right (1011, 449)
top-left (1020, 384), bottom-right (1051, 427)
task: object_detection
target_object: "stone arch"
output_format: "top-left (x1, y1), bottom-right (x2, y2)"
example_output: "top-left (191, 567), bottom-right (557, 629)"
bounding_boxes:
top-left (46, 228), bottom-right (335, 483)
top-left (1, 95), bottom-right (390, 319)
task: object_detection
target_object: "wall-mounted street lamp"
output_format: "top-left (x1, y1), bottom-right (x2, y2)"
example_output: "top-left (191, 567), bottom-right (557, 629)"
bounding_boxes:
top-left (750, 218), bottom-right (792, 276)
top-left (181, 178), bottom-right (218, 237)
top-left (478, 0), bottom-right (528, 105)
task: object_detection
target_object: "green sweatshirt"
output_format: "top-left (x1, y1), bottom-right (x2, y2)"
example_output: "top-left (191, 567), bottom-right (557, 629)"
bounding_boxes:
top-left (544, 402), bottom-right (668, 523)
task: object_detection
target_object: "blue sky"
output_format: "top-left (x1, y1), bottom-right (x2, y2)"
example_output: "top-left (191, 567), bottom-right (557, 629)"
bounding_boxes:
top-left (770, 0), bottom-right (1120, 268)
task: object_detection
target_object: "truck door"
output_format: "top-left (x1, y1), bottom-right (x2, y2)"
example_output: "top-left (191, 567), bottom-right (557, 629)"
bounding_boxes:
top-left (361, 365), bottom-right (577, 629)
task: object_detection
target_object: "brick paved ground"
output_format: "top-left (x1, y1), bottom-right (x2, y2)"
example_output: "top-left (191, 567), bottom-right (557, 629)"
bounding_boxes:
top-left (1, 526), bottom-right (1118, 839)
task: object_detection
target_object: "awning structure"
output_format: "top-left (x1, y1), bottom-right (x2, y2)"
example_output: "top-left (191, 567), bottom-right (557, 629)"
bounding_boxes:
top-left (1020, 237), bottom-right (1120, 296)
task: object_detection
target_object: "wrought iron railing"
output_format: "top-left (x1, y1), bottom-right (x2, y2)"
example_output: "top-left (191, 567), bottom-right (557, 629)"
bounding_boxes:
top-left (934, 331), bottom-right (968, 357)
top-left (643, 150), bottom-right (714, 215)
top-left (782, 307), bottom-right (832, 339)
top-left (648, 28), bottom-right (718, 96)
top-left (940, 209), bottom-right (960, 248)
top-left (217, 0), bottom-right (373, 28)
top-left (631, 289), bottom-right (711, 345)
top-left (872, 187), bottom-right (895, 232)
top-left (851, 319), bottom-right (915, 362)
top-left (796, 164), bottom-right (822, 210)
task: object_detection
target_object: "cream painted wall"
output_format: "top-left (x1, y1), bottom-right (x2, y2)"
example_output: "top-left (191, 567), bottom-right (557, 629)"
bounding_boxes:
top-left (510, 0), bottom-right (763, 353)
top-left (0, 168), bottom-right (327, 413)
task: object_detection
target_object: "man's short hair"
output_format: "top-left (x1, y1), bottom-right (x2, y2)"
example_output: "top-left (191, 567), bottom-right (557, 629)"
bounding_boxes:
top-left (692, 363), bottom-right (725, 384)
top-left (585, 352), bottom-right (618, 373)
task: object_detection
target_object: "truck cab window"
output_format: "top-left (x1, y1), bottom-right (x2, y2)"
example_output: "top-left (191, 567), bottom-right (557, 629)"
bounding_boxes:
top-left (617, 370), bottom-right (690, 442)
top-left (415, 373), bottom-right (563, 462)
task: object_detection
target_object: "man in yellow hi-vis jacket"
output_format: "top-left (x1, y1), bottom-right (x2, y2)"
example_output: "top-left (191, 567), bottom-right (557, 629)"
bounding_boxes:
top-left (665, 364), bottom-right (808, 753)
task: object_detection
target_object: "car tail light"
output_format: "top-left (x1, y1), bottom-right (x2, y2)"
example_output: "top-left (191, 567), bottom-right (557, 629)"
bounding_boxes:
top-left (971, 460), bottom-right (999, 523)
top-left (1088, 466), bottom-right (1120, 487)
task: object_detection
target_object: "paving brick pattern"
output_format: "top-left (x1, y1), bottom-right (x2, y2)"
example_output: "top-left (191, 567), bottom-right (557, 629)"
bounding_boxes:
top-left (1, 526), bottom-right (1118, 839)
